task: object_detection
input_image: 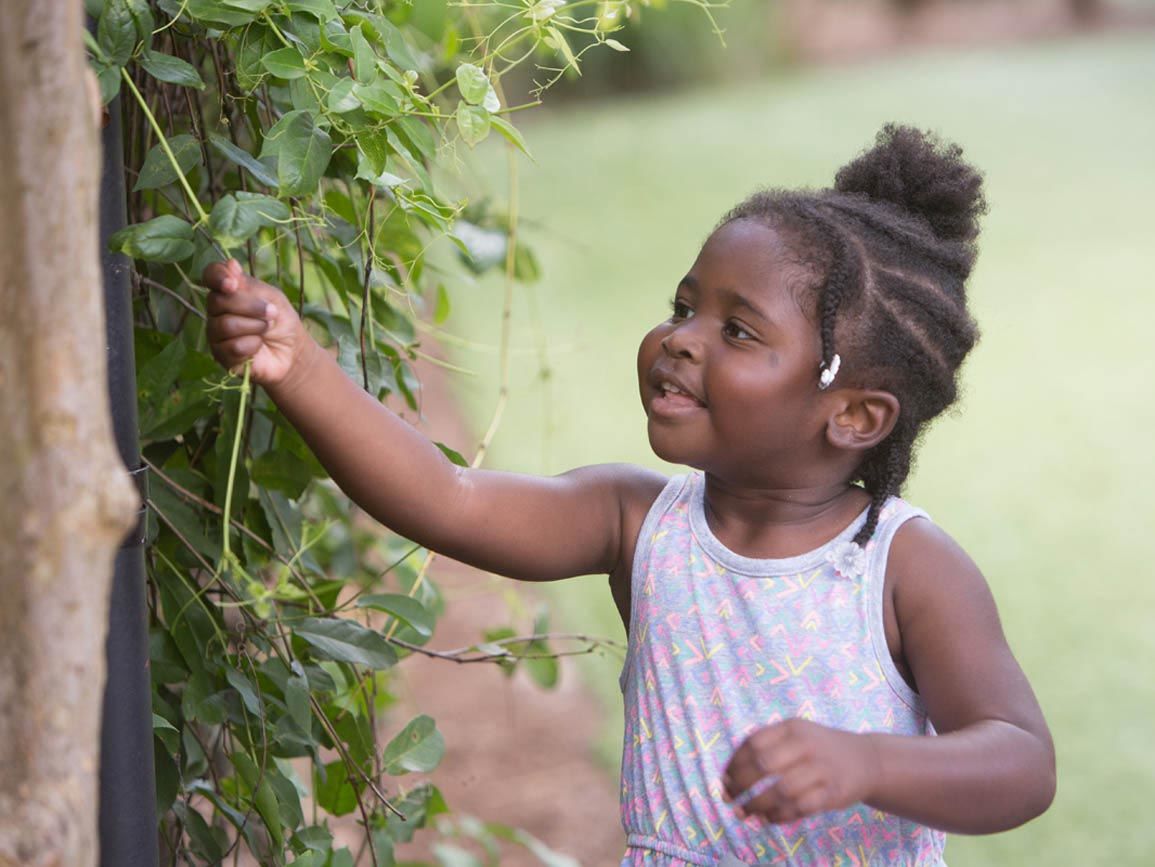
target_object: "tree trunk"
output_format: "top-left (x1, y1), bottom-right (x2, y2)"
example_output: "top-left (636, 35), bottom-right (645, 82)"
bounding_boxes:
top-left (0, 3), bottom-right (141, 866)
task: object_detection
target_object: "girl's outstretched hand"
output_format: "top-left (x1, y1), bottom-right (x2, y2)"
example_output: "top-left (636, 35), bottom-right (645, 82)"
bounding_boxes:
top-left (721, 719), bottom-right (880, 824)
top-left (203, 259), bottom-right (308, 387)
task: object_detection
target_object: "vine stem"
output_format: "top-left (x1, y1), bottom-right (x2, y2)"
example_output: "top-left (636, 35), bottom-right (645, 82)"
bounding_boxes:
top-left (386, 106), bottom-right (520, 641)
top-left (220, 360), bottom-right (252, 572)
top-left (121, 67), bottom-right (210, 225)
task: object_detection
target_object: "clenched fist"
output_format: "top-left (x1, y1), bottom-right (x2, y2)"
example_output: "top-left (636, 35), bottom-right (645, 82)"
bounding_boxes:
top-left (722, 718), bottom-right (881, 824)
top-left (203, 259), bottom-right (311, 388)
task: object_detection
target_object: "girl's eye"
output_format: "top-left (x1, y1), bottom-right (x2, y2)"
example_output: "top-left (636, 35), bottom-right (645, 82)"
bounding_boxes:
top-left (670, 298), bottom-right (694, 320)
top-left (723, 321), bottom-right (754, 341)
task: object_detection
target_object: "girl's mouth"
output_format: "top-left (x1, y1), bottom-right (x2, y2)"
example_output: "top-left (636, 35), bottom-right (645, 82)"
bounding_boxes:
top-left (651, 381), bottom-right (706, 417)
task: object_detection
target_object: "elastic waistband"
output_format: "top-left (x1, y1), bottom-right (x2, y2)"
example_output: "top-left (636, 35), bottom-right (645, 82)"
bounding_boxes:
top-left (625, 834), bottom-right (947, 867)
top-left (626, 834), bottom-right (728, 867)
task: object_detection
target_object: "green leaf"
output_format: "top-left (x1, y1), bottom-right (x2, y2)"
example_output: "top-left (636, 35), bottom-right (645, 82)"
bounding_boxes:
top-left (546, 25), bottom-right (580, 75)
top-left (287, 0), bottom-right (338, 19)
top-left (267, 758), bottom-right (305, 829)
top-left (251, 445), bottom-right (317, 498)
top-left (139, 51), bottom-right (206, 89)
top-left (261, 47), bottom-right (308, 80)
top-left (454, 63), bottom-right (489, 106)
top-left (154, 736), bottom-right (180, 816)
top-left (209, 192), bottom-right (290, 249)
top-left (284, 673), bottom-right (312, 733)
top-left (208, 132), bottom-right (278, 187)
top-left (133, 134), bottom-right (201, 192)
top-left (109, 215), bottom-right (195, 263)
top-left (326, 77), bottom-right (360, 113)
top-left (313, 759), bottom-right (358, 816)
top-left (260, 110), bottom-right (332, 197)
top-left (140, 348), bottom-right (217, 440)
top-left (152, 712), bottom-right (180, 753)
top-left (385, 783), bottom-right (448, 843)
top-left (235, 26), bottom-right (278, 90)
top-left (224, 668), bottom-right (265, 719)
top-left (525, 647), bottom-right (559, 688)
top-left (356, 593), bottom-right (433, 639)
top-left (434, 283), bottom-right (451, 325)
top-left (231, 752), bottom-right (284, 848)
top-left (455, 101), bottom-right (490, 147)
top-left (395, 116), bottom-right (437, 162)
top-left (186, 0), bottom-right (266, 26)
top-left (183, 671), bottom-right (228, 724)
top-left (490, 115), bottom-right (533, 159)
top-left (94, 60), bottom-right (123, 105)
top-left (173, 801), bottom-right (228, 862)
top-left (97, 0), bottom-right (138, 66)
top-left (294, 617), bottom-right (397, 669)
top-left (604, 38), bottom-right (630, 52)
top-left (514, 244), bottom-right (541, 283)
top-left (381, 715), bottom-right (445, 775)
top-left (353, 80), bottom-right (401, 116)
top-left (349, 23), bottom-right (377, 82)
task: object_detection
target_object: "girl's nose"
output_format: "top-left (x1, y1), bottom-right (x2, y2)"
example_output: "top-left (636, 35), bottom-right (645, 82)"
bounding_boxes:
top-left (661, 323), bottom-right (704, 361)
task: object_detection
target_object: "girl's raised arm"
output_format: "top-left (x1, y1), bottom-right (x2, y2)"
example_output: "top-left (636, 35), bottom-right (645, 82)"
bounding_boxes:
top-left (203, 260), bottom-right (664, 584)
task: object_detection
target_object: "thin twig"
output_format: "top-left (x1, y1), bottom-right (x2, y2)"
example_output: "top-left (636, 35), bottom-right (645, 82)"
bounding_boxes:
top-left (389, 631), bottom-right (623, 665)
top-left (140, 275), bottom-right (205, 319)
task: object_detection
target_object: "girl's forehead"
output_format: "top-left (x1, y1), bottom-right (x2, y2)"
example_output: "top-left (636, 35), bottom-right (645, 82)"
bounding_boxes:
top-left (688, 220), bottom-right (813, 315)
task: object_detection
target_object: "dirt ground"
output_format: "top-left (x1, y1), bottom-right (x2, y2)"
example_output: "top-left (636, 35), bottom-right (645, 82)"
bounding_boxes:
top-left (382, 352), bottom-right (625, 866)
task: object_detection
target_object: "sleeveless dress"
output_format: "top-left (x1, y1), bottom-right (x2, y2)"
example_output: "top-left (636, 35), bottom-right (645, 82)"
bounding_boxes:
top-left (619, 473), bottom-right (947, 867)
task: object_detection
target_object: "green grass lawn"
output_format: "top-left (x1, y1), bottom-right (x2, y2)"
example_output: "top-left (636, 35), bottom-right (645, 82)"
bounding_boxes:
top-left (436, 31), bottom-right (1155, 866)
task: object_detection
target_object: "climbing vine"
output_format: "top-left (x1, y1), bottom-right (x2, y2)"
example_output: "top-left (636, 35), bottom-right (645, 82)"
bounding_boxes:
top-left (84, 1), bottom-right (721, 864)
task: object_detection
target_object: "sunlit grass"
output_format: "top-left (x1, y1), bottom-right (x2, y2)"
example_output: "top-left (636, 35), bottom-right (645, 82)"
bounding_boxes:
top-left (440, 30), bottom-right (1155, 866)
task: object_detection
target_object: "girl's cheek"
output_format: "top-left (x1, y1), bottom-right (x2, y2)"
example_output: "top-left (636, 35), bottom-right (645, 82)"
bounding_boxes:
top-left (637, 326), bottom-right (663, 370)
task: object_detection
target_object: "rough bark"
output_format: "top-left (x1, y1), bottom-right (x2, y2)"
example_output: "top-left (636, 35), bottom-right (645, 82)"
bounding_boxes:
top-left (0, 3), bottom-right (141, 866)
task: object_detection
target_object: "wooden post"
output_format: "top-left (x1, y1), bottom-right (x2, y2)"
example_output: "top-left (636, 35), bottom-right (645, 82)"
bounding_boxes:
top-left (0, 2), bottom-right (141, 865)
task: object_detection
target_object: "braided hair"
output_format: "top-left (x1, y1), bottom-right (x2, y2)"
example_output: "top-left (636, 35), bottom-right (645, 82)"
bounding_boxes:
top-left (718, 124), bottom-right (987, 546)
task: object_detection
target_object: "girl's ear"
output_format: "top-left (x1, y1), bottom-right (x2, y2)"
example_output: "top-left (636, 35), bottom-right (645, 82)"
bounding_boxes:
top-left (825, 389), bottom-right (900, 452)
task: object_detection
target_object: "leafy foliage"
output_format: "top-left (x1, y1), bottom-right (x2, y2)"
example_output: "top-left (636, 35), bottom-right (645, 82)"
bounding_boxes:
top-left (86, 0), bottom-right (713, 863)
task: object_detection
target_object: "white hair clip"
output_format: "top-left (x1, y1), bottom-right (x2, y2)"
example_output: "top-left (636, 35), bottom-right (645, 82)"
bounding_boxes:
top-left (818, 353), bottom-right (841, 390)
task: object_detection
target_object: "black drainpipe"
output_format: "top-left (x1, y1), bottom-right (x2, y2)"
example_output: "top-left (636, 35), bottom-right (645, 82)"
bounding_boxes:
top-left (98, 89), bottom-right (159, 867)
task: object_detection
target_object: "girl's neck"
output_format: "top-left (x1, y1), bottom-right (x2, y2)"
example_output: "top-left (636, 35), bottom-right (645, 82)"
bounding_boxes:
top-left (700, 473), bottom-right (871, 560)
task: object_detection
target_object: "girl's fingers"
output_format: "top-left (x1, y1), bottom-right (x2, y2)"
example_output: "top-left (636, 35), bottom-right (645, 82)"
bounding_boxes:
top-left (725, 737), bottom-right (804, 798)
top-left (217, 335), bottom-right (262, 366)
top-left (209, 314), bottom-right (269, 342)
top-left (756, 776), bottom-right (829, 824)
top-left (202, 260), bottom-right (238, 293)
top-left (206, 290), bottom-right (273, 320)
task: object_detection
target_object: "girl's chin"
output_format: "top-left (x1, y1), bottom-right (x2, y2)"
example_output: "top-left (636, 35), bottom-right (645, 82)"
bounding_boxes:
top-left (646, 428), bottom-right (707, 470)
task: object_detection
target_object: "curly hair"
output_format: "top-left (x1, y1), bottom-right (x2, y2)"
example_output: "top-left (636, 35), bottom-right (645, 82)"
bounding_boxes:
top-left (718, 124), bottom-right (987, 545)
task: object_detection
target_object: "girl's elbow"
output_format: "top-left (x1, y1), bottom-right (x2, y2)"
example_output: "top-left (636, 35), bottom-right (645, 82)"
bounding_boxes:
top-left (1031, 755), bottom-right (1058, 820)
top-left (1014, 738), bottom-right (1057, 828)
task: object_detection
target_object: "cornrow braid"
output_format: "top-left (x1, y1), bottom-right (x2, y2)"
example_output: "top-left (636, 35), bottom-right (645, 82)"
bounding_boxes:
top-left (853, 426), bottom-right (909, 547)
top-left (805, 207), bottom-right (856, 379)
top-left (717, 125), bottom-right (986, 546)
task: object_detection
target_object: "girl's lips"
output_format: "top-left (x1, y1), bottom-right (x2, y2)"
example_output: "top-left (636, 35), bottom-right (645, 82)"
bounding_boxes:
top-left (650, 388), bottom-right (706, 418)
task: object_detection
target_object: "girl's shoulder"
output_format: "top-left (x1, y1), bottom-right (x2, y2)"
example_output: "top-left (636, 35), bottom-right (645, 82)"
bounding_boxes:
top-left (611, 463), bottom-right (672, 541)
top-left (885, 510), bottom-right (995, 630)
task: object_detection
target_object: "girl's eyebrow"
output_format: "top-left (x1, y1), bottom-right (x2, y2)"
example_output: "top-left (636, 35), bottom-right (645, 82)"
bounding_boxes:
top-left (679, 275), bottom-right (774, 326)
top-left (723, 289), bottom-right (771, 324)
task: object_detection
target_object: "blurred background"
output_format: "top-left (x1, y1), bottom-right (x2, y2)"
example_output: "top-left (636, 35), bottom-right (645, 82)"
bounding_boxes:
top-left (422, 1), bottom-right (1155, 864)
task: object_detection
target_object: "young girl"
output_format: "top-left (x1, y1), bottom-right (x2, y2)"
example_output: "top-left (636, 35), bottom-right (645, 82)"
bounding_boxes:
top-left (204, 124), bottom-right (1055, 866)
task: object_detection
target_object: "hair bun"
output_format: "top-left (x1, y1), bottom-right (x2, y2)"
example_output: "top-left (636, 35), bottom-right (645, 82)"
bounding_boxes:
top-left (834, 124), bottom-right (987, 242)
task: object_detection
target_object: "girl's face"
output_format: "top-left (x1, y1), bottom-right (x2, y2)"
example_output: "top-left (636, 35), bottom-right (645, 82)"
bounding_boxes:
top-left (636, 219), bottom-right (833, 486)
